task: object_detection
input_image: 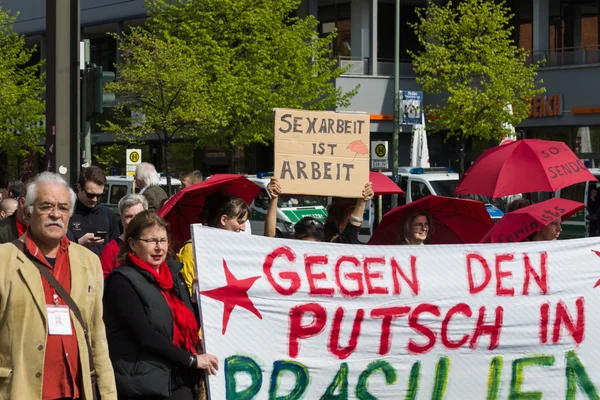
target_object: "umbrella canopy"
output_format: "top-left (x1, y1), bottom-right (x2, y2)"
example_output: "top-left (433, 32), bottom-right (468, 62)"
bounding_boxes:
top-left (480, 197), bottom-right (585, 243)
top-left (158, 174), bottom-right (261, 250)
top-left (369, 171), bottom-right (405, 195)
top-left (455, 139), bottom-right (597, 198)
top-left (368, 195), bottom-right (494, 245)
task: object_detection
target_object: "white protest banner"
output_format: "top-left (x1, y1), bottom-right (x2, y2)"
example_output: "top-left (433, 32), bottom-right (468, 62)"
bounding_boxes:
top-left (273, 108), bottom-right (370, 198)
top-left (193, 225), bottom-right (600, 399)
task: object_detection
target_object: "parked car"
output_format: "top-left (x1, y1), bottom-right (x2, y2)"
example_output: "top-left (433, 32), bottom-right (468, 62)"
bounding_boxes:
top-left (103, 175), bottom-right (181, 215)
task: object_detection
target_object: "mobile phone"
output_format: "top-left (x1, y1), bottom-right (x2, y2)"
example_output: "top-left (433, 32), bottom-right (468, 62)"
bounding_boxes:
top-left (95, 230), bottom-right (108, 237)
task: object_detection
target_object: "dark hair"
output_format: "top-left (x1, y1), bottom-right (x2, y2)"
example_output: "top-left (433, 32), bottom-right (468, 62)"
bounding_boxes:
top-left (294, 217), bottom-right (324, 241)
top-left (7, 180), bottom-right (24, 199)
top-left (118, 211), bottom-right (173, 262)
top-left (400, 210), bottom-right (434, 245)
top-left (507, 198), bottom-right (532, 213)
top-left (323, 200), bottom-right (355, 242)
top-left (202, 189), bottom-right (250, 228)
top-left (78, 166), bottom-right (106, 188)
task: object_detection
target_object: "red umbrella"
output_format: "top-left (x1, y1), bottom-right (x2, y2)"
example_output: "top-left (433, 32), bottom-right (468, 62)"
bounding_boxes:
top-left (158, 174), bottom-right (261, 250)
top-left (368, 195), bottom-right (493, 245)
top-left (369, 171), bottom-right (405, 195)
top-left (455, 139), bottom-right (597, 198)
top-left (480, 197), bottom-right (585, 243)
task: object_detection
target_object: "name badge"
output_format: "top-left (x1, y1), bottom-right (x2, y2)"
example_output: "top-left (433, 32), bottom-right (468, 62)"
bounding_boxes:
top-left (47, 305), bottom-right (73, 335)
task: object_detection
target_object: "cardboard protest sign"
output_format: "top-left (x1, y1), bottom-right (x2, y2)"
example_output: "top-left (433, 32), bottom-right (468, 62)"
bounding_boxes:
top-left (194, 226), bottom-right (600, 399)
top-left (273, 108), bottom-right (370, 198)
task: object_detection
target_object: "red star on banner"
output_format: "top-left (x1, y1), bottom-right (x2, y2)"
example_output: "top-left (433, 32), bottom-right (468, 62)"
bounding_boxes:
top-left (593, 250), bottom-right (600, 288)
top-left (200, 259), bottom-right (262, 334)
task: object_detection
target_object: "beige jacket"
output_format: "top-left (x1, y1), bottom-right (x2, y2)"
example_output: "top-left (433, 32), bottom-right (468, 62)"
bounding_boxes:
top-left (0, 238), bottom-right (117, 400)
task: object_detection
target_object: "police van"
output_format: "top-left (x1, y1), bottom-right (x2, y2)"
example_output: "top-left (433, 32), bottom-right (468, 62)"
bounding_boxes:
top-left (102, 175), bottom-right (181, 215)
top-left (247, 173), bottom-right (328, 237)
top-left (380, 167), bottom-right (504, 222)
top-left (554, 168), bottom-right (600, 239)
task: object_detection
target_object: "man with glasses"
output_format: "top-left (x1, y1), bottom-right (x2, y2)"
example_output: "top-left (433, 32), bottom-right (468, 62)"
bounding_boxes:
top-left (69, 166), bottom-right (120, 255)
top-left (0, 172), bottom-right (117, 399)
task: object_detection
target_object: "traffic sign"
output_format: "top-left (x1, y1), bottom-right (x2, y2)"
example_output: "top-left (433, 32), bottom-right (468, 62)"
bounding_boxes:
top-left (371, 141), bottom-right (389, 169)
top-left (126, 149), bottom-right (142, 177)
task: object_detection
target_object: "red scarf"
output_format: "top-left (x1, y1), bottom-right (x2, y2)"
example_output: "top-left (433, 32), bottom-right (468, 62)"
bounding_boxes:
top-left (16, 219), bottom-right (27, 237)
top-left (129, 253), bottom-right (199, 353)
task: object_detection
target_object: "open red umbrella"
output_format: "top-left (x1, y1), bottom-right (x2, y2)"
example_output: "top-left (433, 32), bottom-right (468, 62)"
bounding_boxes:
top-left (158, 174), bottom-right (261, 250)
top-left (369, 171), bottom-right (405, 195)
top-left (480, 197), bottom-right (585, 243)
top-left (455, 139), bottom-right (597, 198)
top-left (368, 195), bottom-right (493, 245)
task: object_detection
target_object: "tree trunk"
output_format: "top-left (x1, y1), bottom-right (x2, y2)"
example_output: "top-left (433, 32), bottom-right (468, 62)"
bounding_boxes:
top-left (163, 139), bottom-right (172, 196)
top-left (228, 144), bottom-right (236, 174)
top-left (459, 134), bottom-right (466, 179)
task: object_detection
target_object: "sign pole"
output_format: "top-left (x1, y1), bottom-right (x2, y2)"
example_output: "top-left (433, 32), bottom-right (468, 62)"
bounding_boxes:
top-left (377, 168), bottom-right (383, 224)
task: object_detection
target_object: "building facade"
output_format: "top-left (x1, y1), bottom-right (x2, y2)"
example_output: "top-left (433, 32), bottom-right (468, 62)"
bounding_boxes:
top-left (3, 0), bottom-right (600, 180)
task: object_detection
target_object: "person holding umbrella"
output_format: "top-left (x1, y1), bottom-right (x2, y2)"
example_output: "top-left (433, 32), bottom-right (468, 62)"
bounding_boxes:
top-left (399, 210), bottom-right (434, 245)
top-left (480, 198), bottom-right (583, 243)
top-left (177, 190), bottom-right (250, 294)
top-left (530, 219), bottom-right (562, 241)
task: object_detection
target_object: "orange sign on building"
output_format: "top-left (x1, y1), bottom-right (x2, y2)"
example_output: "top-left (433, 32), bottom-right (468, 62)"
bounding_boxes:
top-left (529, 94), bottom-right (562, 118)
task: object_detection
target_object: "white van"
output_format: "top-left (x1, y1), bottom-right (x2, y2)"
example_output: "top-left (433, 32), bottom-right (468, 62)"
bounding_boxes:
top-left (103, 175), bottom-right (181, 214)
top-left (391, 167), bottom-right (504, 220)
top-left (247, 174), bottom-right (328, 237)
top-left (554, 168), bottom-right (600, 239)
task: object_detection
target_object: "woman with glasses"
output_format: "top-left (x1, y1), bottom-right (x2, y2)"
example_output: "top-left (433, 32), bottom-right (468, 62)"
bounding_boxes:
top-left (400, 210), bottom-right (434, 245)
top-left (104, 211), bottom-right (217, 399)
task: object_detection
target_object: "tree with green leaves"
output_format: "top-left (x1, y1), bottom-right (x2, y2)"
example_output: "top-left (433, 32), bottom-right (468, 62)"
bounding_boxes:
top-left (104, 29), bottom-right (221, 193)
top-left (410, 0), bottom-right (544, 175)
top-left (107, 0), bottom-right (357, 176)
top-left (0, 7), bottom-right (45, 158)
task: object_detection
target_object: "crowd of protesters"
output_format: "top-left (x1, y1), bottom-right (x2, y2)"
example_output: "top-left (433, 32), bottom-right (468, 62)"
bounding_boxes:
top-left (0, 161), bottom-right (574, 399)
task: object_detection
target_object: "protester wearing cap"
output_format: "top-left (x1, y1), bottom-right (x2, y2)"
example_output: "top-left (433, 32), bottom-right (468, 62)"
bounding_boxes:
top-left (69, 166), bottom-right (120, 256)
top-left (135, 162), bottom-right (168, 211)
top-left (104, 211), bottom-right (218, 398)
top-left (0, 172), bottom-right (117, 399)
top-left (99, 194), bottom-right (148, 278)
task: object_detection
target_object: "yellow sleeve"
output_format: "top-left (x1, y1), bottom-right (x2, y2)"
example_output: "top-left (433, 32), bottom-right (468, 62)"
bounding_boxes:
top-left (176, 242), bottom-right (196, 296)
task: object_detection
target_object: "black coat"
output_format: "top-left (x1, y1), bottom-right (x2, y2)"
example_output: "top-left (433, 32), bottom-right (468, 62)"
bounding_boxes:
top-left (0, 214), bottom-right (18, 244)
top-left (103, 258), bottom-right (200, 398)
top-left (69, 200), bottom-right (120, 255)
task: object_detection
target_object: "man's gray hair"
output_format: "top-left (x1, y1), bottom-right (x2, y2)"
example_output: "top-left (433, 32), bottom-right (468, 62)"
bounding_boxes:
top-left (25, 172), bottom-right (77, 216)
top-left (118, 193), bottom-right (148, 215)
top-left (135, 162), bottom-right (160, 187)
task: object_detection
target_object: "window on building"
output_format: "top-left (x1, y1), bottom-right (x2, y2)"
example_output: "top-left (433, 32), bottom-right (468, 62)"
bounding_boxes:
top-left (318, 2), bottom-right (351, 57)
top-left (377, 1), bottom-right (423, 62)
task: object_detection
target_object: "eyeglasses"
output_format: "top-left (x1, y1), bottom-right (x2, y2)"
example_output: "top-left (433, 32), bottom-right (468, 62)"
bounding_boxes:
top-left (37, 203), bottom-right (71, 215)
top-left (83, 188), bottom-right (104, 200)
top-left (412, 222), bottom-right (430, 229)
top-left (136, 238), bottom-right (170, 247)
